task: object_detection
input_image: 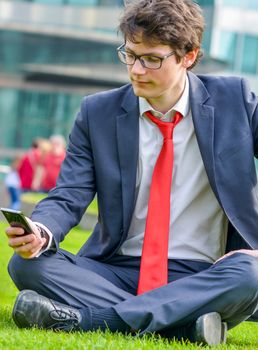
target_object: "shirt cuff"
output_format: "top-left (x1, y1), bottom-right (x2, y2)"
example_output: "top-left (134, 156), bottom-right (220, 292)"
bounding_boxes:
top-left (33, 222), bottom-right (55, 257)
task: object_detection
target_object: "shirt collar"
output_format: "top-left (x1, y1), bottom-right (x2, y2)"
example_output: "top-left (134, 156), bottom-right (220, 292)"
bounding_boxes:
top-left (139, 75), bottom-right (190, 121)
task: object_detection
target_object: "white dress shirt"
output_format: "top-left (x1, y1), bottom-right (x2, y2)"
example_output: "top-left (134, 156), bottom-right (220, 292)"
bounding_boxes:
top-left (118, 77), bottom-right (228, 263)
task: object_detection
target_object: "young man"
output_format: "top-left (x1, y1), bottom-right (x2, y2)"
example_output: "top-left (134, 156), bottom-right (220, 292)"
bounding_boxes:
top-left (6, 0), bottom-right (258, 346)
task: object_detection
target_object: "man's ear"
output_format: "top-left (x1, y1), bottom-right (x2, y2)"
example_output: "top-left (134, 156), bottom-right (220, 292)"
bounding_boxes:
top-left (182, 48), bottom-right (199, 68)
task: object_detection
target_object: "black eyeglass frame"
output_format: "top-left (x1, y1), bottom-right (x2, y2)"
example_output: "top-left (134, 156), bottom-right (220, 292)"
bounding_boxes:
top-left (116, 43), bottom-right (176, 70)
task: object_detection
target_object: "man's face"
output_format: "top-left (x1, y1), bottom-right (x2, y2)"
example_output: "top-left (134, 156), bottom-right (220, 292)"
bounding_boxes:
top-left (125, 37), bottom-right (195, 111)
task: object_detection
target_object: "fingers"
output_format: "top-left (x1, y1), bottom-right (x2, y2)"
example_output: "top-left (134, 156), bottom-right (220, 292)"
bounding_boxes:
top-left (5, 216), bottom-right (44, 259)
top-left (8, 232), bottom-right (35, 248)
top-left (5, 217), bottom-right (41, 239)
top-left (13, 236), bottom-right (46, 259)
top-left (13, 236), bottom-right (41, 253)
top-left (5, 226), bottom-right (26, 237)
top-left (6, 226), bottom-right (46, 259)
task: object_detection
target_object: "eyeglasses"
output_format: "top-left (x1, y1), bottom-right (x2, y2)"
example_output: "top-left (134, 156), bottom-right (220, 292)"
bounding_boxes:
top-left (117, 44), bottom-right (175, 70)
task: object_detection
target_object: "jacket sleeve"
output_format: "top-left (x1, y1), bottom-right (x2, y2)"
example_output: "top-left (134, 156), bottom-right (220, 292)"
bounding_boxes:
top-left (31, 97), bottom-right (96, 244)
top-left (241, 78), bottom-right (258, 157)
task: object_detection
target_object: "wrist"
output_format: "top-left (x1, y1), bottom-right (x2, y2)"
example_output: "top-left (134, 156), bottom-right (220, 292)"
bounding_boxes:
top-left (35, 225), bottom-right (49, 249)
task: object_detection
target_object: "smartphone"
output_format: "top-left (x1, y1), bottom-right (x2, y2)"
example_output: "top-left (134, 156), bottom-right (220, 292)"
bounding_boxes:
top-left (0, 208), bottom-right (34, 234)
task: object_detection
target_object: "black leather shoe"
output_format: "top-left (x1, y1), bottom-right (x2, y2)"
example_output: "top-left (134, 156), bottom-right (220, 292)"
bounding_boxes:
top-left (193, 312), bottom-right (227, 346)
top-left (12, 290), bottom-right (83, 332)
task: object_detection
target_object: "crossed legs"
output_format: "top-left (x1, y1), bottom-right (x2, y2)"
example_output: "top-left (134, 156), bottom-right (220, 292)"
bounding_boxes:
top-left (8, 250), bottom-right (258, 334)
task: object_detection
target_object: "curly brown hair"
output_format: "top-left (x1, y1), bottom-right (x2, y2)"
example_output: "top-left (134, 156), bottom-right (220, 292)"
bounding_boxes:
top-left (119, 0), bottom-right (205, 69)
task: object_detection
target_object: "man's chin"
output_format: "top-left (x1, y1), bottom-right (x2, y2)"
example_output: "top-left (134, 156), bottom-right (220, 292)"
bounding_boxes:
top-left (132, 85), bottom-right (148, 98)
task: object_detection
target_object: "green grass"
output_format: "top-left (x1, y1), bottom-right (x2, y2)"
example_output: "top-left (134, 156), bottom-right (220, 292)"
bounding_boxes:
top-left (0, 221), bottom-right (258, 350)
top-left (21, 192), bottom-right (98, 215)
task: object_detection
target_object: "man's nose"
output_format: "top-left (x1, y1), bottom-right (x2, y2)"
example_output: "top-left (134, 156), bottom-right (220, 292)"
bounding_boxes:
top-left (130, 58), bottom-right (146, 74)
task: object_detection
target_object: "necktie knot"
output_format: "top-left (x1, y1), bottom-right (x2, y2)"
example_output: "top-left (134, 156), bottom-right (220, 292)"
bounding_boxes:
top-left (145, 111), bottom-right (182, 140)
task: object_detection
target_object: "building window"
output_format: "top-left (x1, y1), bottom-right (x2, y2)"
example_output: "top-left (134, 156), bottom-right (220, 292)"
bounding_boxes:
top-left (196, 0), bottom-right (214, 6)
top-left (248, 0), bottom-right (258, 10)
top-left (212, 31), bottom-right (237, 69)
top-left (241, 35), bottom-right (258, 74)
top-left (68, 0), bottom-right (99, 5)
top-left (33, 0), bottom-right (64, 4)
top-left (221, 0), bottom-right (243, 7)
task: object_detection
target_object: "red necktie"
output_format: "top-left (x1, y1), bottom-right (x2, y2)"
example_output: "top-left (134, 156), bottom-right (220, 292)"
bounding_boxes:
top-left (137, 110), bottom-right (182, 295)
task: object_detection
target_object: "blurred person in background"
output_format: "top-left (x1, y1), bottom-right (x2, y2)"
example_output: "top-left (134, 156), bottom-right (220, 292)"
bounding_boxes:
top-left (18, 138), bottom-right (43, 192)
top-left (4, 157), bottom-right (21, 210)
top-left (30, 138), bottom-right (52, 192)
top-left (40, 135), bottom-right (66, 192)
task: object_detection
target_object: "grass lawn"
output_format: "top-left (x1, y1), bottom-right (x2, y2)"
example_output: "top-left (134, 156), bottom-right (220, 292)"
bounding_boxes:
top-left (0, 221), bottom-right (258, 349)
top-left (21, 192), bottom-right (98, 215)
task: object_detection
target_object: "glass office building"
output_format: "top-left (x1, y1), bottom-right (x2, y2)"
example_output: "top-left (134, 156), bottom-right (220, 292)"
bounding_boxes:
top-left (0, 0), bottom-right (126, 149)
top-left (197, 0), bottom-right (258, 170)
top-left (0, 0), bottom-right (258, 150)
top-left (197, 1), bottom-right (258, 75)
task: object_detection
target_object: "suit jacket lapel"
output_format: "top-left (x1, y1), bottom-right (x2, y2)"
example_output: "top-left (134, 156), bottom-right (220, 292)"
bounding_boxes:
top-left (116, 75), bottom-right (220, 231)
top-left (188, 72), bottom-right (219, 199)
top-left (116, 86), bottom-right (139, 232)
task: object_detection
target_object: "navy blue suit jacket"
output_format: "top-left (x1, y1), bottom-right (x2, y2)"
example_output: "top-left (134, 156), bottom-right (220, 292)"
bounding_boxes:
top-left (32, 72), bottom-right (258, 260)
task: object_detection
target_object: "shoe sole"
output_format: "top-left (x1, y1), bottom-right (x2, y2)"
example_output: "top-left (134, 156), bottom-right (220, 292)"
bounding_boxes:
top-left (221, 322), bottom-right (227, 343)
top-left (195, 312), bottom-right (224, 346)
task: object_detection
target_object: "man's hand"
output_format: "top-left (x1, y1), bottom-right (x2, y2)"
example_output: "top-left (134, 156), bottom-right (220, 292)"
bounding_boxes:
top-left (215, 249), bottom-right (258, 263)
top-left (5, 218), bottom-right (47, 259)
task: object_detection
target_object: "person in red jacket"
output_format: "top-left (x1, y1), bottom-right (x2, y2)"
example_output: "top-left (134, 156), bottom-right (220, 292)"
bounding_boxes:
top-left (40, 135), bottom-right (66, 192)
top-left (18, 139), bottom-right (42, 192)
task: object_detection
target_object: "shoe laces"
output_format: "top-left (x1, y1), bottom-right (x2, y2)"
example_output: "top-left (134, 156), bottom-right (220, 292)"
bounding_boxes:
top-left (48, 299), bottom-right (79, 332)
